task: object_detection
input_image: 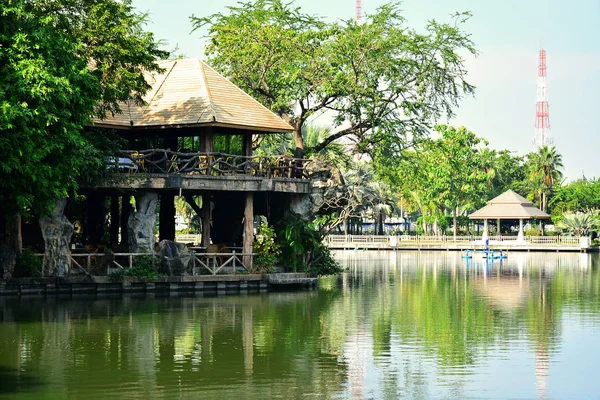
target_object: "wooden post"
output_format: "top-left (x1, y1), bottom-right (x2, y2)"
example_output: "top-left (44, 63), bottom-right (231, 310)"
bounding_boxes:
top-left (243, 192), bottom-right (254, 269)
top-left (110, 195), bottom-right (120, 245)
top-left (159, 193), bottom-right (176, 241)
top-left (201, 195), bottom-right (211, 248)
top-left (121, 195), bottom-right (131, 247)
top-left (243, 132), bottom-right (253, 157)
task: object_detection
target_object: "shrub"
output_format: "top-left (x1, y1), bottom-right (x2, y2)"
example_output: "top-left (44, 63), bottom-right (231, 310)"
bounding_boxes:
top-left (525, 228), bottom-right (541, 237)
top-left (277, 217), bottom-right (343, 276)
top-left (109, 255), bottom-right (163, 281)
top-left (253, 223), bottom-right (281, 273)
top-left (14, 249), bottom-right (42, 278)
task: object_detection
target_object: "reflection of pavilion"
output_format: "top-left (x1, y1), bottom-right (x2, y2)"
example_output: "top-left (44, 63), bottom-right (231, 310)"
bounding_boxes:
top-left (471, 276), bottom-right (529, 312)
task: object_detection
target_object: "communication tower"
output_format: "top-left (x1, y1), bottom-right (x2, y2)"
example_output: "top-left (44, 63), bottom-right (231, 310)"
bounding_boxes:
top-left (534, 48), bottom-right (552, 147)
top-left (356, 0), bottom-right (362, 23)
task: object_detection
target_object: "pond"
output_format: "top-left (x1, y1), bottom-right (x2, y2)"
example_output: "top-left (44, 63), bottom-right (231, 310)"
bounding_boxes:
top-left (1, 251), bottom-right (599, 399)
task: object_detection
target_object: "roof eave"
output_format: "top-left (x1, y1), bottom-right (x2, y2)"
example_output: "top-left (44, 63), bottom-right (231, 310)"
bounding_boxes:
top-left (90, 120), bottom-right (294, 133)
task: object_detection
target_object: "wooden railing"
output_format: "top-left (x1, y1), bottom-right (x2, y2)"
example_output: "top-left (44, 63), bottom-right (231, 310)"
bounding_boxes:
top-left (67, 251), bottom-right (253, 276)
top-left (107, 149), bottom-right (311, 179)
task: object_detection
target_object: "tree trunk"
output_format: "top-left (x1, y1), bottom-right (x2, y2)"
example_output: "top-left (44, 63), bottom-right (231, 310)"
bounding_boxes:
top-left (4, 213), bottom-right (22, 275)
top-left (293, 123), bottom-right (304, 158)
top-left (542, 191), bottom-right (547, 213)
top-left (453, 207), bottom-right (458, 240)
top-left (378, 212), bottom-right (384, 235)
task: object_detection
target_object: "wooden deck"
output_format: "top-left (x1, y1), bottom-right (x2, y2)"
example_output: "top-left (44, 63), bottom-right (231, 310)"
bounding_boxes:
top-left (326, 235), bottom-right (592, 252)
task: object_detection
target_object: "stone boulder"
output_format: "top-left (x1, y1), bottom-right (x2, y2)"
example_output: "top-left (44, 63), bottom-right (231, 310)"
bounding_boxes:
top-left (128, 192), bottom-right (158, 253)
top-left (158, 240), bottom-right (192, 276)
top-left (39, 198), bottom-right (74, 276)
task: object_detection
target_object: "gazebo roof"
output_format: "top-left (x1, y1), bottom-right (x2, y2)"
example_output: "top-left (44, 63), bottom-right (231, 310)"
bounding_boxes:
top-left (469, 189), bottom-right (550, 220)
top-left (93, 58), bottom-right (294, 133)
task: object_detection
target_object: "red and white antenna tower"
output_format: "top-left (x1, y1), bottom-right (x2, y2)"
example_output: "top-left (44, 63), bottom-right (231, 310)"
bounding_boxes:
top-left (534, 48), bottom-right (552, 147)
top-left (356, 0), bottom-right (362, 23)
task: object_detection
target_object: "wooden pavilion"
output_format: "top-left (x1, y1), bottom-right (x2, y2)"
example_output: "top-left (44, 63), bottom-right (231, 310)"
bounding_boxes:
top-left (469, 190), bottom-right (550, 242)
top-left (77, 58), bottom-right (310, 265)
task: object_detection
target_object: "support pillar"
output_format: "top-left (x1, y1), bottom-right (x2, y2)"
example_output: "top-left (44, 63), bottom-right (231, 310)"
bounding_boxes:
top-left (482, 219), bottom-right (489, 243)
top-left (39, 198), bottom-right (74, 276)
top-left (243, 192), bottom-right (254, 269)
top-left (109, 195), bottom-right (120, 246)
top-left (201, 195), bottom-right (211, 248)
top-left (128, 192), bottom-right (158, 253)
top-left (517, 219), bottom-right (524, 242)
top-left (497, 218), bottom-right (501, 236)
top-left (159, 193), bottom-right (175, 242)
top-left (120, 195), bottom-right (131, 247)
top-left (85, 193), bottom-right (106, 245)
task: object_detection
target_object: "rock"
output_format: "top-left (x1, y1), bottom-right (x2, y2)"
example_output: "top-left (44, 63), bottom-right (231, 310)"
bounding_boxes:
top-left (158, 240), bottom-right (192, 276)
top-left (128, 192), bottom-right (158, 253)
top-left (39, 198), bottom-right (74, 276)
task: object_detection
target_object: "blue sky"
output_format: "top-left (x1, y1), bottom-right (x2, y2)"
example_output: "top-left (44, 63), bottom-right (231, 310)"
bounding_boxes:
top-left (132, 0), bottom-right (600, 180)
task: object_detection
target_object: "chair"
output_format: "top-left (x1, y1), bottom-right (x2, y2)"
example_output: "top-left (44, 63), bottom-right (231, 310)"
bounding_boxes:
top-left (198, 155), bottom-right (209, 175)
top-left (131, 152), bottom-right (146, 172)
top-left (168, 153), bottom-right (179, 173)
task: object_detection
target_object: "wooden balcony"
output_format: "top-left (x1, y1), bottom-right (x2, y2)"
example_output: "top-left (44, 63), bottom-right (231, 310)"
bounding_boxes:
top-left (92, 149), bottom-right (313, 193)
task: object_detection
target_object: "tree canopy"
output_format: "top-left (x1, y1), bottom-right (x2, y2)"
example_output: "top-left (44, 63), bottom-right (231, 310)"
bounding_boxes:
top-left (193, 0), bottom-right (476, 158)
top-left (0, 0), bottom-right (167, 215)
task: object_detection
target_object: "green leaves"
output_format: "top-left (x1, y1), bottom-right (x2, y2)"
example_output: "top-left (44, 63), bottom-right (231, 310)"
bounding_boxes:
top-left (1, 0), bottom-right (166, 215)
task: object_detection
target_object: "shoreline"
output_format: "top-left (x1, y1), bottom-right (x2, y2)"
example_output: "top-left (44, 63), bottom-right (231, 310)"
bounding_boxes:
top-left (0, 273), bottom-right (318, 297)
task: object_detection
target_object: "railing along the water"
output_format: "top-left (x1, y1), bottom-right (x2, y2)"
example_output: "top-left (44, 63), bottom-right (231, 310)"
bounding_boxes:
top-left (108, 149), bottom-right (311, 179)
top-left (326, 235), bottom-right (583, 248)
top-left (56, 251), bottom-right (254, 277)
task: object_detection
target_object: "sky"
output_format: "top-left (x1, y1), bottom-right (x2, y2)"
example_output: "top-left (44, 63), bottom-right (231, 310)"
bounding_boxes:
top-left (132, 0), bottom-right (600, 180)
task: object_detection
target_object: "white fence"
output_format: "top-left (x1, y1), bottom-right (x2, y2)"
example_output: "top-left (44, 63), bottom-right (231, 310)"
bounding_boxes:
top-left (326, 235), bottom-right (583, 248)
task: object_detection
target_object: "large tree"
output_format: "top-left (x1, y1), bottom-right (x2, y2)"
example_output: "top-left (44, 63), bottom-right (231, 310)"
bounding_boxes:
top-left (382, 125), bottom-right (490, 237)
top-left (0, 0), bottom-right (167, 261)
top-left (193, 0), bottom-right (475, 159)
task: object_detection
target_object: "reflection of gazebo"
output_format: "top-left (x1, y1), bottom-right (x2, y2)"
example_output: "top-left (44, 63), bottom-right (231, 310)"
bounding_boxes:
top-left (469, 190), bottom-right (550, 241)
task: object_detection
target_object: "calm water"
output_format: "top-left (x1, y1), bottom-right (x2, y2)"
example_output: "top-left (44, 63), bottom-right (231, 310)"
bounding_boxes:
top-left (1, 251), bottom-right (600, 399)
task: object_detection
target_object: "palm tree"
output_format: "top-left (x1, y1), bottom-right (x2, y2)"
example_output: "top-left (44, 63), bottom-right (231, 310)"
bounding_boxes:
top-left (528, 145), bottom-right (563, 212)
top-left (556, 213), bottom-right (598, 237)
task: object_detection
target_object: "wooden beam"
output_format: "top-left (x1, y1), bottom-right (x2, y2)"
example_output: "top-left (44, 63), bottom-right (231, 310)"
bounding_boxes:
top-left (201, 195), bottom-right (211, 248)
top-left (110, 195), bottom-right (119, 245)
top-left (159, 193), bottom-right (176, 241)
top-left (120, 195), bottom-right (131, 247)
top-left (243, 192), bottom-right (254, 269)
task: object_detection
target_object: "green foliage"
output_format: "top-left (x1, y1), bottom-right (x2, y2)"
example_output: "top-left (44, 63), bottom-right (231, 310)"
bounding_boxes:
top-left (0, 0), bottom-right (167, 216)
top-left (14, 249), bottom-right (42, 278)
top-left (253, 223), bottom-right (281, 273)
top-left (380, 125), bottom-right (491, 237)
top-left (525, 145), bottom-right (563, 213)
top-left (525, 228), bottom-right (541, 237)
top-left (556, 213), bottom-right (598, 237)
top-left (549, 178), bottom-right (600, 215)
top-left (194, 0), bottom-right (475, 158)
top-left (277, 217), bottom-right (342, 276)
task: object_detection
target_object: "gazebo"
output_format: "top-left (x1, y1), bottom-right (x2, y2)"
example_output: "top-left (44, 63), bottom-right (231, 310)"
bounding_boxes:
top-left (469, 190), bottom-right (550, 242)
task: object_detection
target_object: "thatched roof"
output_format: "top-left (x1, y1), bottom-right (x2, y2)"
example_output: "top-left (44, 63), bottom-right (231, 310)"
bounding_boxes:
top-left (469, 190), bottom-right (550, 220)
top-left (93, 58), bottom-right (293, 133)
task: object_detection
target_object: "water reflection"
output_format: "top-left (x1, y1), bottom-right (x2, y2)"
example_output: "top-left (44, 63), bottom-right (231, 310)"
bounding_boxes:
top-left (1, 251), bottom-right (599, 399)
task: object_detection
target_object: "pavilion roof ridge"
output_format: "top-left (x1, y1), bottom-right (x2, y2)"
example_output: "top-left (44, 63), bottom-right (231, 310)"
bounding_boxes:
top-left (92, 58), bottom-right (294, 133)
top-left (487, 189), bottom-right (532, 205)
